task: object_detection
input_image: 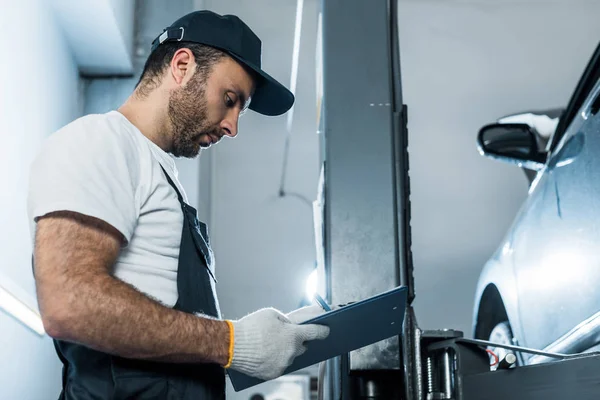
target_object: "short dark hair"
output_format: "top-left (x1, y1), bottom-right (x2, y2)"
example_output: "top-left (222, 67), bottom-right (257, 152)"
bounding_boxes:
top-left (135, 42), bottom-right (227, 96)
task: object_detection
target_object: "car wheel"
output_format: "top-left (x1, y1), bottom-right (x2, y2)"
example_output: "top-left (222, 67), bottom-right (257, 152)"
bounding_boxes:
top-left (487, 321), bottom-right (517, 370)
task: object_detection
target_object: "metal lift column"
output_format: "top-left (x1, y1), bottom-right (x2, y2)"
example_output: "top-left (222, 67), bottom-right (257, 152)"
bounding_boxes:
top-left (318, 0), bottom-right (414, 398)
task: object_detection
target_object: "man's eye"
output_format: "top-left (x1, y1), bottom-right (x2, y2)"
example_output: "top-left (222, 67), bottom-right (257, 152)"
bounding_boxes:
top-left (225, 94), bottom-right (235, 108)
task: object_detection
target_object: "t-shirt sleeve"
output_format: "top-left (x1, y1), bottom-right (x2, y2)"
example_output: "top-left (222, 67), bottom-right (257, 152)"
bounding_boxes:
top-left (27, 117), bottom-right (140, 245)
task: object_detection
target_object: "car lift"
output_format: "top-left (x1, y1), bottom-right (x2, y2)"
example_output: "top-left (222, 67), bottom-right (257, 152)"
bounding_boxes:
top-left (318, 1), bottom-right (600, 399)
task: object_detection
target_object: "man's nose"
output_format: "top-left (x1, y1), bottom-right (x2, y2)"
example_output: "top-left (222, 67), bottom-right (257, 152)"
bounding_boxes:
top-left (221, 111), bottom-right (240, 138)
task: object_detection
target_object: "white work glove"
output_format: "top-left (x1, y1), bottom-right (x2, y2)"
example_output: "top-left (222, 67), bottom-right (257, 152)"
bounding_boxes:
top-left (286, 304), bottom-right (327, 324)
top-left (229, 307), bottom-right (330, 381)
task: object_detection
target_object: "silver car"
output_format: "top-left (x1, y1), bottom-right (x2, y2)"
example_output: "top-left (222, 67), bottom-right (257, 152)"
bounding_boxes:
top-left (472, 42), bottom-right (600, 366)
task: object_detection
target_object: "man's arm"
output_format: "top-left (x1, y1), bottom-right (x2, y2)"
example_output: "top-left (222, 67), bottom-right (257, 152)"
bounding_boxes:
top-left (34, 211), bottom-right (230, 365)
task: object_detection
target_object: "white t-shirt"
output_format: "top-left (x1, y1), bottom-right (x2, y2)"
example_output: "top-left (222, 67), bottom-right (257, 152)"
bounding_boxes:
top-left (27, 110), bottom-right (187, 307)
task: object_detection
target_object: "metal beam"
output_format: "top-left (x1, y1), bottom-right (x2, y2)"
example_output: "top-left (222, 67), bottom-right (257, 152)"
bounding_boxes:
top-left (319, 0), bottom-right (410, 398)
top-left (322, 0), bottom-right (409, 371)
top-left (463, 354), bottom-right (600, 400)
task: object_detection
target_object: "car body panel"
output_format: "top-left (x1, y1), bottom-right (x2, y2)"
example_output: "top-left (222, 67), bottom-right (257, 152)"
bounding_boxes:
top-left (473, 204), bottom-right (526, 348)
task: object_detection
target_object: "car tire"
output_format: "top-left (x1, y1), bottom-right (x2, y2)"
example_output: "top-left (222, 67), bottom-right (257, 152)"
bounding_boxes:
top-left (487, 321), bottom-right (517, 370)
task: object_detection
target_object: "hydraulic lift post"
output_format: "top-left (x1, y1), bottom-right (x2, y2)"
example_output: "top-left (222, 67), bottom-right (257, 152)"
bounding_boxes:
top-left (319, 0), bottom-right (412, 398)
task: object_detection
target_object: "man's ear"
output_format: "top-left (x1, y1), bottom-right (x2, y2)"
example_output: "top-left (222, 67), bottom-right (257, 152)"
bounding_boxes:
top-left (170, 48), bottom-right (195, 85)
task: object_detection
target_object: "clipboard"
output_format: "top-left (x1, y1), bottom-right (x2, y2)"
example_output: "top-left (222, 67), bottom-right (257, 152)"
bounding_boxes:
top-left (228, 285), bottom-right (408, 392)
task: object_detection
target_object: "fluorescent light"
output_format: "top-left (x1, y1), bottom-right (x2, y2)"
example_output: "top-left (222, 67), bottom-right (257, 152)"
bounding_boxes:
top-left (286, 0), bottom-right (304, 133)
top-left (305, 268), bottom-right (318, 301)
top-left (0, 284), bottom-right (45, 335)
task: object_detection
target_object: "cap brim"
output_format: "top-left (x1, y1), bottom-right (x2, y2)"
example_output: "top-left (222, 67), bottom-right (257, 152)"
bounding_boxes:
top-left (228, 53), bottom-right (294, 116)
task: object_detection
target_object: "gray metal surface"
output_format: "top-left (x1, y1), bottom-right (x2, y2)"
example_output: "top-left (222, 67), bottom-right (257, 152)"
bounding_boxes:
top-left (321, 0), bottom-right (408, 372)
top-left (462, 354), bottom-right (600, 400)
top-left (390, 3), bottom-right (415, 305)
top-left (441, 351), bottom-right (452, 399)
top-left (403, 307), bottom-right (424, 400)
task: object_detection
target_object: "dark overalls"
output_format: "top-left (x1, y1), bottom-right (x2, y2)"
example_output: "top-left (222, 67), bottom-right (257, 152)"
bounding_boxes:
top-left (52, 166), bottom-right (225, 399)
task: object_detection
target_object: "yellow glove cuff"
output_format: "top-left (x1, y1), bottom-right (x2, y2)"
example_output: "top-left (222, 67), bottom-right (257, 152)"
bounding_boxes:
top-left (224, 320), bottom-right (234, 368)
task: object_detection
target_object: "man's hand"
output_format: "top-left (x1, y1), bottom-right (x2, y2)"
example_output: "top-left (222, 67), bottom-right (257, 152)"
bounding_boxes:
top-left (34, 211), bottom-right (230, 365)
top-left (228, 308), bottom-right (330, 380)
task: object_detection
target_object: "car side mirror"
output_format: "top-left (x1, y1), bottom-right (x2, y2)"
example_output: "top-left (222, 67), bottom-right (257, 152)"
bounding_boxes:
top-left (477, 123), bottom-right (546, 171)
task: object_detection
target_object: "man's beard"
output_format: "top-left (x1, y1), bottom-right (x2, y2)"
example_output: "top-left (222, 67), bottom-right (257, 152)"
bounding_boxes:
top-left (168, 75), bottom-right (220, 158)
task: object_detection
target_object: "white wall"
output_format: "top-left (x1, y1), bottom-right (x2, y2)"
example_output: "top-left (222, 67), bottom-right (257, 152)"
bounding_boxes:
top-left (0, 0), bottom-right (83, 398)
top-left (399, 0), bottom-right (600, 335)
top-left (108, 0), bottom-right (136, 60)
top-left (50, 0), bottom-right (135, 75)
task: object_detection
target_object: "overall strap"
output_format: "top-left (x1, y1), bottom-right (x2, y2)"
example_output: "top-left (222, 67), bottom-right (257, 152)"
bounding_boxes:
top-left (160, 165), bottom-right (184, 204)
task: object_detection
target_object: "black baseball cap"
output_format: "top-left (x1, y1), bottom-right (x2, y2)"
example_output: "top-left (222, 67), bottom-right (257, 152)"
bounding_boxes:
top-left (151, 10), bottom-right (294, 117)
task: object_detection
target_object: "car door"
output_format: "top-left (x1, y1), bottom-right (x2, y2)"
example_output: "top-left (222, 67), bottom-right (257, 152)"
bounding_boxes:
top-left (509, 43), bottom-right (600, 352)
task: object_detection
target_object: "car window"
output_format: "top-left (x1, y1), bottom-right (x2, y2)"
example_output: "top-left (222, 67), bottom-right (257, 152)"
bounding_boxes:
top-left (549, 42), bottom-right (600, 152)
